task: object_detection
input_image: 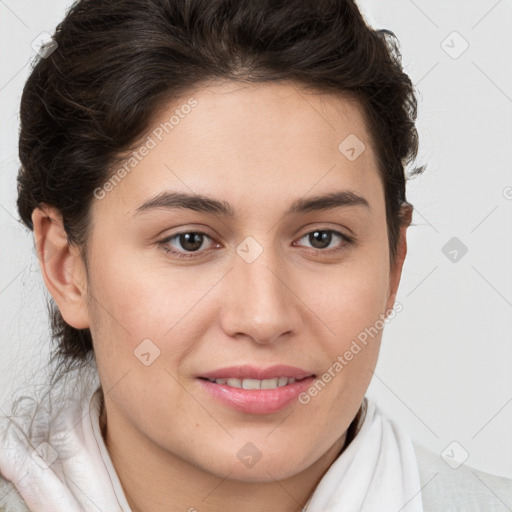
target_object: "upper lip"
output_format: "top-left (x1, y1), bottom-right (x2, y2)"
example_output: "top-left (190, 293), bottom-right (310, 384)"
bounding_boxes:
top-left (199, 365), bottom-right (315, 381)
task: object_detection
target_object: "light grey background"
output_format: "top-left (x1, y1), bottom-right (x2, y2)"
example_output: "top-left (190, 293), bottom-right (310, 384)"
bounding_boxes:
top-left (1, 0), bottom-right (511, 479)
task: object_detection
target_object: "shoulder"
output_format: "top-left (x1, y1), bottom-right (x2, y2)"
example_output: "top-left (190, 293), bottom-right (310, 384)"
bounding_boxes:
top-left (0, 474), bottom-right (29, 512)
top-left (412, 440), bottom-right (512, 512)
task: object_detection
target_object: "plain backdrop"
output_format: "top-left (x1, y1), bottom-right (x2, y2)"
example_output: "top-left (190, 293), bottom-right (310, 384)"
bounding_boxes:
top-left (0, 0), bottom-right (511, 479)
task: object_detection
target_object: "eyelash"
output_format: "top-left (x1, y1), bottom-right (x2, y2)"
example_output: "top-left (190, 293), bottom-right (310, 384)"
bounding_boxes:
top-left (158, 227), bottom-right (354, 260)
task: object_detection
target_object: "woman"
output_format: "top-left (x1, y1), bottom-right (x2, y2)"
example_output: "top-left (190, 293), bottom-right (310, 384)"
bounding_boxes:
top-left (1, 0), bottom-right (511, 511)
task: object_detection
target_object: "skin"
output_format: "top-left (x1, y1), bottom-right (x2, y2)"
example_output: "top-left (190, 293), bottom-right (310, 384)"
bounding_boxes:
top-left (32, 80), bottom-right (411, 512)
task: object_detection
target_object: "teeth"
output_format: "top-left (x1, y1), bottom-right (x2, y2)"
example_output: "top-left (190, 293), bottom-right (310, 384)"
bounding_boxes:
top-left (242, 378), bottom-right (261, 390)
top-left (210, 377), bottom-right (298, 389)
top-left (261, 378), bottom-right (279, 389)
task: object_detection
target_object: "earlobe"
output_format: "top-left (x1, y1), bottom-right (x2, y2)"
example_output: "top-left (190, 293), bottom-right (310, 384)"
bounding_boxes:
top-left (31, 206), bottom-right (90, 329)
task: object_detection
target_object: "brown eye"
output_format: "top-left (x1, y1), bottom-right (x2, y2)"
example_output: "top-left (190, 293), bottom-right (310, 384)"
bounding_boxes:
top-left (159, 231), bottom-right (215, 259)
top-left (295, 229), bottom-right (352, 253)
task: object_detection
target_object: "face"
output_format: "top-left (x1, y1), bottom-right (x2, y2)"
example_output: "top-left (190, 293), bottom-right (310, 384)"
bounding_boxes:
top-left (44, 80), bottom-right (408, 483)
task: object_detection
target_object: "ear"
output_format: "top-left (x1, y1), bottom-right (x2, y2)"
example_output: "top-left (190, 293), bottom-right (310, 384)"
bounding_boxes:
top-left (31, 205), bottom-right (90, 329)
top-left (385, 203), bottom-right (413, 313)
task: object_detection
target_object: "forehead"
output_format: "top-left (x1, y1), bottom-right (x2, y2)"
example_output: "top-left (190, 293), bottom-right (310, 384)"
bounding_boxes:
top-left (96, 80), bottom-right (383, 219)
top-left (167, 80), bottom-right (373, 160)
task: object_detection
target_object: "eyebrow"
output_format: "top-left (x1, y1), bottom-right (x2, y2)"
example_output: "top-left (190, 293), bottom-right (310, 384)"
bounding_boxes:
top-left (133, 189), bottom-right (371, 218)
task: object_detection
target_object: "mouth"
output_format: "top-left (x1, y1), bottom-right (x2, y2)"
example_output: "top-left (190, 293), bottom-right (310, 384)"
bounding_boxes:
top-left (196, 365), bottom-right (316, 414)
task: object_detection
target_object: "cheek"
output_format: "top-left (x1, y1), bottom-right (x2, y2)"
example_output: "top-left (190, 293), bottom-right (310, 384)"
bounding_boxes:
top-left (295, 261), bottom-right (389, 428)
top-left (87, 241), bottom-right (169, 331)
top-left (305, 254), bottom-right (390, 344)
top-left (297, 248), bottom-right (390, 403)
top-left (85, 245), bottom-right (215, 373)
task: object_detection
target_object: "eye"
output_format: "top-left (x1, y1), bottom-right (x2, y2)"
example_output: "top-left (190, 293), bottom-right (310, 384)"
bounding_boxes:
top-left (293, 228), bottom-right (353, 254)
top-left (159, 231), bottom-right (217, 259)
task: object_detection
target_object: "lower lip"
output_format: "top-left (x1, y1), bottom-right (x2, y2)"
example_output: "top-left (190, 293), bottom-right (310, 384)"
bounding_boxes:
top-left (197, 377), bottom-right (316, 414)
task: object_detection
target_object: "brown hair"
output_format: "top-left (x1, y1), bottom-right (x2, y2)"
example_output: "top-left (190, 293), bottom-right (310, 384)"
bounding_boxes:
top-left (16, 0), bottom-right (424, 377)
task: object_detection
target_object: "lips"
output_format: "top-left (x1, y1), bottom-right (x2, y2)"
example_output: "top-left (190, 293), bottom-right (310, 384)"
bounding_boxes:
top-left (198, 364), bottom-right (315, 381)
top-left (198, 375), bottom-right (316, 414)
top-left (197, 365), bottom-right (317, 414)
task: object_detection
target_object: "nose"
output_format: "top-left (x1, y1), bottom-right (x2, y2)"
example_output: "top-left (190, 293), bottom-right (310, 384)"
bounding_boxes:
top-left (219, 241), bottom-right (302, 345)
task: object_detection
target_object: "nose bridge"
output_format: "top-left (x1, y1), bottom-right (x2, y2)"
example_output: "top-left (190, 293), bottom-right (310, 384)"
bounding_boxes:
top-left (221, 235), bottom-right (297, 344)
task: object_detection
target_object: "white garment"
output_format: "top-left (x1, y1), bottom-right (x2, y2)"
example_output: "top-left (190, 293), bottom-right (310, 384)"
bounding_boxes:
top-left (0, 359), bottom-right (131, 512)
top-left (304, 400), bottom-right (423, 512)
top-left (0, 357), bottom-right (507, 512)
